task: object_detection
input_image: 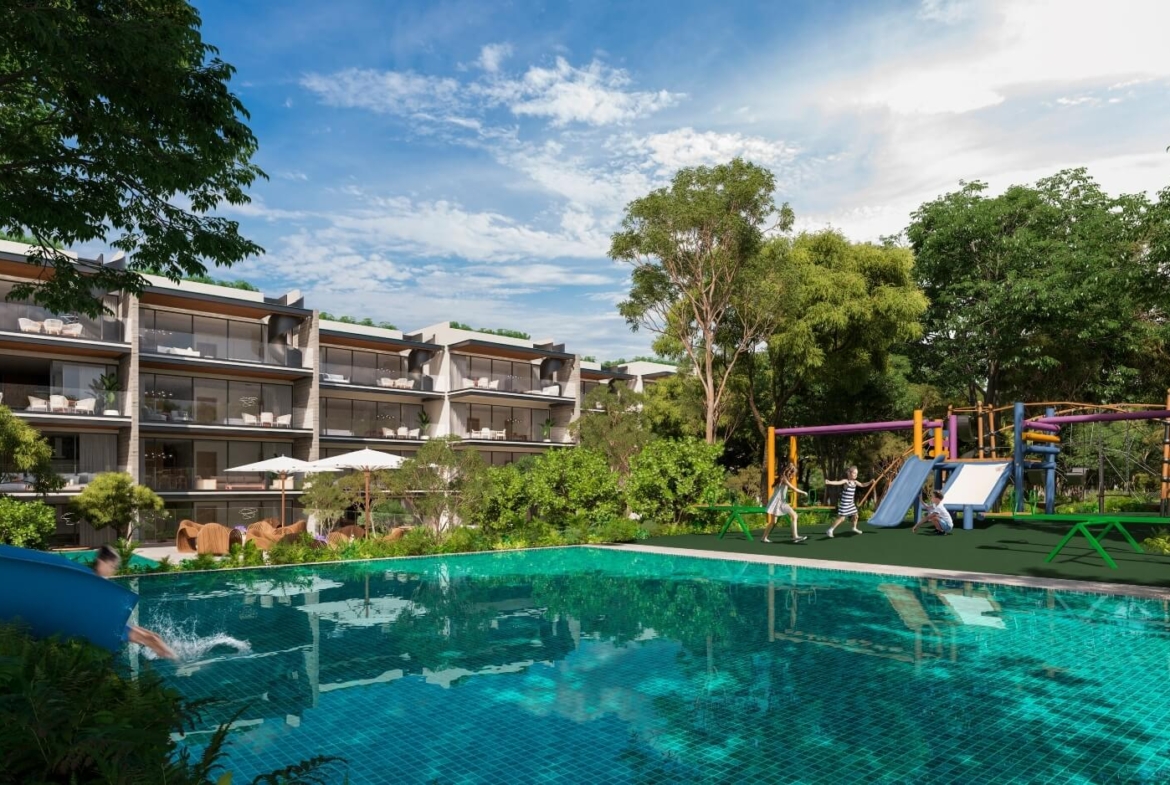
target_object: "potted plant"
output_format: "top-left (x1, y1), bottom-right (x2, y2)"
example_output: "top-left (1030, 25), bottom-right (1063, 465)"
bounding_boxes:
top-left (541, 416), bottom-right (554, 442)
top-left (90, 373), bottom-right (120, 416)
top-left (417, 409), bottom-right (432, 440)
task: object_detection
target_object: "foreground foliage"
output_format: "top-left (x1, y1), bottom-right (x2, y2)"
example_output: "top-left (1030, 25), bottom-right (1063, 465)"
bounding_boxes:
top-left (0, 496), bottom-right (56, 548)
top-left (0, 624), bottom-right (343, 784)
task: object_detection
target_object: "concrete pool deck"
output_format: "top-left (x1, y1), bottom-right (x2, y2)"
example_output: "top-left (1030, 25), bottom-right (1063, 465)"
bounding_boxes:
top-left (623, 518), bottom-right (1170, 598)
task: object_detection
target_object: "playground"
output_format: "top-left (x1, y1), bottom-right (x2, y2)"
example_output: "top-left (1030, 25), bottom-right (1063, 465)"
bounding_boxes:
top-left (671, 396), bottom-right (1170, 589)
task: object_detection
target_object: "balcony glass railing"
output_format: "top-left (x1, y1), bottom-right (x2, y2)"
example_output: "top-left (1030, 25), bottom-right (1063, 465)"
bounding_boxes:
top-left (319, 365), bottom-right (434, 391)
top-left (0, 299), bottom-right (123, 342)
top-left (141, 468), bottom-right (303, 493)
top-left (1, 383), bottom-right (126, 416)
top-left (321, 418), bottom-right (426, 440)
top-left (139, 327), bottom-right (303, 368)
top-left (458, 426), bottom-right (574, 443)
top-left (453, 372), bottom-right (571, 397)
top-left (140, 399), bottom-right (306, 429)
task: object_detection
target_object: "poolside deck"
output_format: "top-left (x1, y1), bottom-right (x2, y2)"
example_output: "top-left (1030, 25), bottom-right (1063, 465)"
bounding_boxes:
top-left (638, 518), bottom-right (1170, 591)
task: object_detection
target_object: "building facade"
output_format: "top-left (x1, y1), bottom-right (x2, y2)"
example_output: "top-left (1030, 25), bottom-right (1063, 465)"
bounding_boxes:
top-left (0, 242), bottom-right (674, 545)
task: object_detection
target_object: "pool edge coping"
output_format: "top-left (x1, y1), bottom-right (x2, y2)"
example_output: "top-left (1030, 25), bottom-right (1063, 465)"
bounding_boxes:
top-left (608, 543), bottom-right (1170, 599)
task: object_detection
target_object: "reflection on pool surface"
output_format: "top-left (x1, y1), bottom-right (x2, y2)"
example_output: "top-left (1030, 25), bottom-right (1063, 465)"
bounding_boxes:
top-left (127, 548), bottom-right (1170, 784)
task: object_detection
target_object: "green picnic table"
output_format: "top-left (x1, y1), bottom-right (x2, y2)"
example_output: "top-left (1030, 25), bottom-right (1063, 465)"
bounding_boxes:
top-left (1015, 513), bottom-right (1170, 570)
top-left (694, 505), bottom-right (768, 541)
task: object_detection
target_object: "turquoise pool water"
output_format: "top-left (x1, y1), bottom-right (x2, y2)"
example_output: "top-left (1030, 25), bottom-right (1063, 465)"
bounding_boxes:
top-left (59, 549), bottom-right (158, 569)
top-left (129, 548), bottom-right (1170, 784)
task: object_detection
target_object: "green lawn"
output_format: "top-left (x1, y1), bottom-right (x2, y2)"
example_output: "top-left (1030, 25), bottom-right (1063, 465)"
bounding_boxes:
top-left (642, 515), bottom-right (1170, 589)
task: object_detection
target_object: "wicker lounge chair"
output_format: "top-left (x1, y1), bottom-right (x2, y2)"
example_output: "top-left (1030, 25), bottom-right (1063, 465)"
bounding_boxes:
top-left (276, 519), bottom-right (307, 542)
top-left (383, 526), bottom-right (410, 542)
top-left (245, 520), bottom-right (280, 550)
top-left (196, 522), bottom-right (231, 555)
top-left (335, 524), bottom-right (367, 540)
top-left (175, 520), bottom-right (203, 553)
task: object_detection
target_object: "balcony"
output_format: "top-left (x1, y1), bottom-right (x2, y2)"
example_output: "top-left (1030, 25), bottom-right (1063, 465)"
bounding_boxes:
top-left (141, 468), bottom-right (302, 493)
top-left (138, 322), bottom-right (309, 378)
top-left (319, 367), bottom-right (436, 395)
top-left (2, 383), bottom-right (127, 420)
top-left (0, 298), bottom-right (125, 351)
top-left (449, 372), bottom-right (574, 407)
top-left (140, 398), bottom-right (308, 433)
top-left (456, 426), bottom-right (575, 445)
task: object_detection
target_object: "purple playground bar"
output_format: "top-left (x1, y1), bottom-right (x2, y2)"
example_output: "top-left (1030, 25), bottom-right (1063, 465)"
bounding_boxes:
top-left (1037, 409), bottom-right (1170, 426)
top-left (774, 419), bottom-right (944, 437)
top-left (1023, 420), bottom-right (1060, 432)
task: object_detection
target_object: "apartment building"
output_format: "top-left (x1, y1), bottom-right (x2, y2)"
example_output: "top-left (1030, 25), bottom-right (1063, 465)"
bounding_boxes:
top-left (0, 242), bottom-right (675, 544)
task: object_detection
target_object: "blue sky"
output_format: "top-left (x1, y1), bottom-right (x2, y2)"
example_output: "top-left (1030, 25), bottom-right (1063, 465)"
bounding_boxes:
top-left (190, 0), bottom-right (1170, 360)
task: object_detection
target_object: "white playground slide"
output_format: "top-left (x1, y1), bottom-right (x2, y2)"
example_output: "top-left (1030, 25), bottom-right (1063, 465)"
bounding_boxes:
top-left (941, 462), bottom-right (1012, 508)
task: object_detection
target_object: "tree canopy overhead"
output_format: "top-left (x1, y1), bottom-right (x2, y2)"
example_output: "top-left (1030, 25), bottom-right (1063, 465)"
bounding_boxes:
top-left (908, 169), bottom-right (1170, 407)
top-left (612, 158), bottom-right (794, 444)
top-left (0, 0), bottom-right (265, 317)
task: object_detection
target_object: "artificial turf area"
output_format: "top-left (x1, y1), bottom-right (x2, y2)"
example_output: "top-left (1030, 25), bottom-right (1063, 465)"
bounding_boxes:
top-left (641, 515), bottom-right (1170, 590)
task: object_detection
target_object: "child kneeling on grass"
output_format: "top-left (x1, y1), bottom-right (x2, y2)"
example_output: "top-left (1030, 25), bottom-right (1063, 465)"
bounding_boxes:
top-left (912, 490), bottom-right (953, 535)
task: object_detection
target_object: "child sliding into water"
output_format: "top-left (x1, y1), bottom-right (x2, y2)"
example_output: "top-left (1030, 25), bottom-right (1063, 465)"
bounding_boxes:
top-left (763, 463), bottom-right (808, 544)
top-left (825, 466), bottom-right (874, 538)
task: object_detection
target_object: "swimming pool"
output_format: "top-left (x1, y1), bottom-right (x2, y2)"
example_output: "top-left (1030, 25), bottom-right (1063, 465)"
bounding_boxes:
top-left (130, 547), bottom-right (1170, 783)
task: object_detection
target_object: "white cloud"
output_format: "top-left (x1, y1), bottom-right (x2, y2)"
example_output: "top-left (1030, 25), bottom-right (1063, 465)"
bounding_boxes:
top-left (617, 128), bottom-right (799, 173)
top-left (837, 0), bottom-right (1170, 116)
top-left (301, 68), bottom-right (462, 115)
top-left (279, 170), bottom-right (309, 181)
top-left (477, 43), bottom-right (513, 74)
top-left (504, 57), bottom-right (682, 126)
top-left (918, 0), bottom-right (972, 24)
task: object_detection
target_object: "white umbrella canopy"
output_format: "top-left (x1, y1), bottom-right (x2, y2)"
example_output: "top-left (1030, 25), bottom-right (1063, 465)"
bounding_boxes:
top-left (226, 456), bottom-right (337, 526)
top-left (310, 449), bottom-right (405, 529)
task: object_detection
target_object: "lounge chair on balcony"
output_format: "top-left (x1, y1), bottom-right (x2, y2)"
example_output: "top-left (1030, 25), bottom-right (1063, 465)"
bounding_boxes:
top-left (175, 520), bottom-right (203, 553)
top-left (492, 429), bottom-right (507, 440)
top-left (487, 379), bottom-right (500, 390)
top-left (276, 413), bottom-right (292, 427)
top-left (49, 395), bottom-right (70, 413)
top-left (73, 397), bottom-right (96, 415)
top-left (408, 428), bottom-right (420, 439)
top-left (242, 412), bottom-right (258, 426)
top-left (321, 372), bottom-right (348, 383)
top-left (18, 318), bottom-right (42, 333)
top-left (260, 412), bottom-right (274, 426)
top-left (27, 396), bottom-right (48, 412)
top-left (42, 319), bottom-right (63, 335)
top-left (61, 322), bottom-right (84, 338)
top-left (196, 522), bottom-right (231, 555)
top-left (397, 425), bottom-right (408, 438)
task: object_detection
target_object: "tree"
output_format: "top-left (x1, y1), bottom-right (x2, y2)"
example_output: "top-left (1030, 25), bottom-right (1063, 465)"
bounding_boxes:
top-left (736, 229), bottom-right (927, 434)
top-left (573, 384), bottom-right (652, 479)
top-left (391, 437), bottom-right (486, 533)
top-left (627, 439), bottom-right (727, 525)
top-left (69, 473), bottom-right (163, 540)
top-left (0, 0), bottom-right (265, 318)
top-left (0, 497), bottom-right (56, 548)
top-left (299, 473), bottom-right (352, 532)
top-left (613, 158), bottom-right (794, 443)
top-left (0, 405), bottom-right (61, 494)
top-left (907, 169), bottom-right (1170, 407)
top-left (526, 448), bottom-right (623, 524)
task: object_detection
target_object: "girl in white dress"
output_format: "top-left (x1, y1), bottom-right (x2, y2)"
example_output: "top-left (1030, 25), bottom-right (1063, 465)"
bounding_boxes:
top-left (763, 463), bottom-right (808, 543)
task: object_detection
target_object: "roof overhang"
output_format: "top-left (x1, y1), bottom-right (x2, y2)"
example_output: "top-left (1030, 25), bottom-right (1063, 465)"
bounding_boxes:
top-left (139, 287), bottom-right (310, 320)
top-left (447, 339), bottom-right (572, 362)
top-left (318, 330), bottom-right (441, 353)
top-left (581, 368), bottom-right (634, 381)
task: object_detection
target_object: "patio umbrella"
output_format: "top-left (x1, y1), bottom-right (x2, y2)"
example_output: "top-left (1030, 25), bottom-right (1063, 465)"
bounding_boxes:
top-left (310, 449), bottom-right (405, 530)
top-left (225, 456), bottom-right (335, 527)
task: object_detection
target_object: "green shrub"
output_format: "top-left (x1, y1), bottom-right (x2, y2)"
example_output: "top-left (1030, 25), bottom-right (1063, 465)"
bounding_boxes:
top-left (594, 517), bottom-right (644, 543)
top-left (468, 463), bottom-right (531, 536)
top-left (435, 526), bottom-right (490, 554)
top-left (0, 623), bottom-right (343, 783)
top-left (627, 438), bottom-right (727, 525)
top-left (1143, 534), bottom-right (1170, 555)
top-left (527, 448), bottom-right (622, 524)
top-left (0, 496), bottom-right (56, 547)
top-left (398, 526), bottom-right (438, 555)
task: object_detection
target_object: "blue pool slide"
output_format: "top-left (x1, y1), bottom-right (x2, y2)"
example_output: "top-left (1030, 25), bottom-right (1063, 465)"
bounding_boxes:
top-left (0, 544), bottom-right (138, 651)
top-left (866, 456), bottom-right (943, 528)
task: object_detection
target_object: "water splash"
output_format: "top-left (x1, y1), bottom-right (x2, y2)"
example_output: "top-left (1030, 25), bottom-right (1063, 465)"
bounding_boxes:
top-left (137, 618), bottom-right (252, 662)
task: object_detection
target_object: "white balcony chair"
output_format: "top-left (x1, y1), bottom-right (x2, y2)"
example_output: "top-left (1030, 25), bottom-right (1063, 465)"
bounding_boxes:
top-left (276, 413), bottom-right (292, 427)
top-left (492, 429), bottom-right (506, 440)
top-left (242, 412), bottom-right (258, 426)
top-left (381, 427), bottom-right (396, 438)
top-left (487, 379), bottom-right (500, 390)
top-left (260, 412), bottom-right (274, 426)
top-left (42, 319), bottom-right (64, 335)
top-left (49, 394), bottom-right (70, 412)
top-left (74, 398), bottom-right (96, 415)
top-left (377, 377), bottom-right (392, 387)
top-left (27, 396), bottom-right (48, 411)
top-left (17, 318), bottom-right (42, 333)
top-left (61, 323), bottom-right (84, 338)
top-left (408, 428), bottom-right (420, 439)
top-left (397, 425), bottom-right (409, 438)
top-left (475, 377), bottom-right (489, 388)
